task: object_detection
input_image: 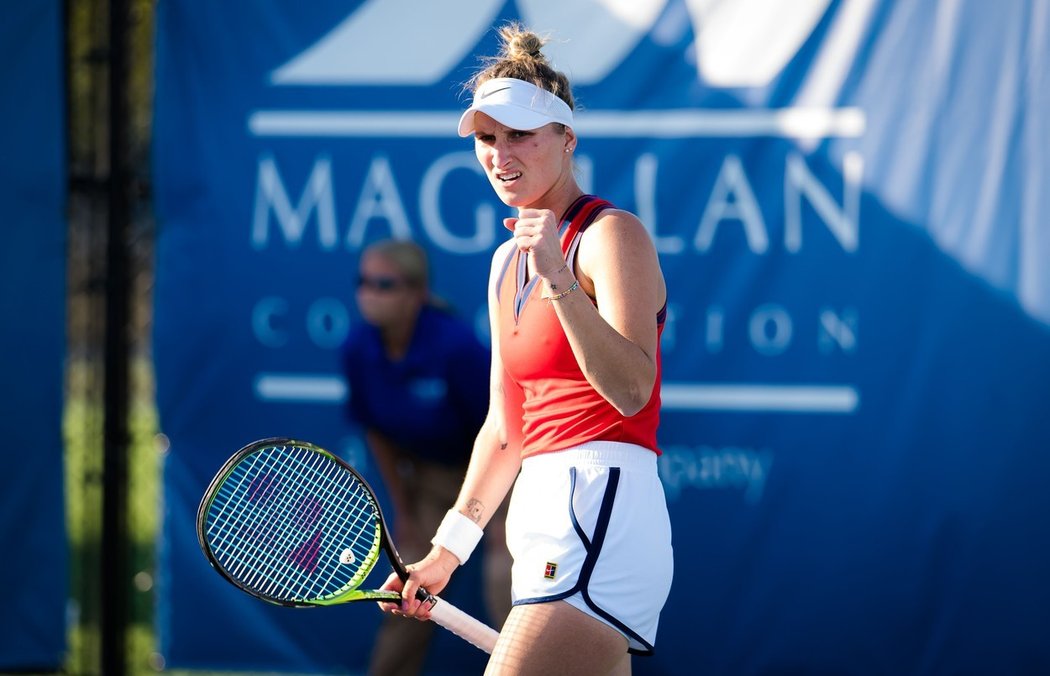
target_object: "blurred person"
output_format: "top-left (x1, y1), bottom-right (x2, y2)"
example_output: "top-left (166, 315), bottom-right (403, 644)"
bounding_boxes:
top-left (380, 24), bottom-right (674, 675)
top-left (342, 238), bottom-right (512, 675)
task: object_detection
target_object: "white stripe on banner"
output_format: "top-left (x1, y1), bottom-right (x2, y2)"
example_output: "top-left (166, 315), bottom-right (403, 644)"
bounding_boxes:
top-left (247, 108), bottom-right (866, 139)
top-left (254, 373), bottom-right (348, 403)
top-left (253, 373), bottom-right (858, 413)
top-left (661, 383), bottom-right (859, 413)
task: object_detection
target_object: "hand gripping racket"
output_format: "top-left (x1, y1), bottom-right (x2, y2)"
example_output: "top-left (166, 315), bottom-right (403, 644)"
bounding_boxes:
top-left (196, 437), bottom-right (499, 654)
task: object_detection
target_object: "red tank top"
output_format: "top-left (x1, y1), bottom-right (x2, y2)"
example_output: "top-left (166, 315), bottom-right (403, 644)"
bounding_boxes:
top-left (497, 195), bottom-right (665, 458)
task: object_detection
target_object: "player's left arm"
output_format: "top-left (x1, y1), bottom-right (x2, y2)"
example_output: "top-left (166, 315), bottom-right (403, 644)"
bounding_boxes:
top-left (549, 209), bottom-right (667, 416)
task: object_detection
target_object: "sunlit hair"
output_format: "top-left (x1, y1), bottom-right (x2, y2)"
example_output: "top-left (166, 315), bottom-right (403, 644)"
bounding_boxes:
top-left (466, 23), bottom-right (575, 119)
top-left (362, 239), bottom-right (429, 290)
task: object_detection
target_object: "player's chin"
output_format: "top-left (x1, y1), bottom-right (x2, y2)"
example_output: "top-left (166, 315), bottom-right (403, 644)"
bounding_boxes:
top-left (489, 181), bottom-right (529, 207)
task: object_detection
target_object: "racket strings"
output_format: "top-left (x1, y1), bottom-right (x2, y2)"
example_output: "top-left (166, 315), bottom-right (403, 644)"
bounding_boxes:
top-left (242, 448), bottom-right (354, 598)
top-left (208, 454), bottom-right (285, 584)
top-left (209, 449), bottom-right (317, 592)
top-left (208, 449), bottom-right (330, 597)
top-left (281, 447), bottom-right (378, 599)
top-left (208, 444), bottom-right (374, 599)
top-left (229, 450), bottom-right (333, 598)
top-left (226, 445), bottom-right (376, 597)
top-left (204, 443), bottom-right (382, 602)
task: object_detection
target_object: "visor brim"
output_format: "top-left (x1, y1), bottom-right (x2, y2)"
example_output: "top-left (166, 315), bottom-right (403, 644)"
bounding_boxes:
top-left (457, 104), bottom-right (566, 137)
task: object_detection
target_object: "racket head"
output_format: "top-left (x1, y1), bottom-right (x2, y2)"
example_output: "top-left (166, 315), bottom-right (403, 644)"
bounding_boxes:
top-left (196, 437), bottom-right (402, 607)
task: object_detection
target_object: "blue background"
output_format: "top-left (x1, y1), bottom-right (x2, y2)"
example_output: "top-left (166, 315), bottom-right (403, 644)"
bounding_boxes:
top-left (0, 1), bottom-right (68, 670)
top-left (152, 1), bottom-right (1050, 673)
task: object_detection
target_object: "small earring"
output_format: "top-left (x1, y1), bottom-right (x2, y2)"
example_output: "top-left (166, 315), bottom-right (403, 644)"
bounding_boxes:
top-left (565, 147), bottom-right (572, 153)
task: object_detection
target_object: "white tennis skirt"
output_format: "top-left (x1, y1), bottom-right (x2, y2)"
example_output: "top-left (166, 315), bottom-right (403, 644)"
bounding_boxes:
top-left (505, 441), bottom-right (674, 654)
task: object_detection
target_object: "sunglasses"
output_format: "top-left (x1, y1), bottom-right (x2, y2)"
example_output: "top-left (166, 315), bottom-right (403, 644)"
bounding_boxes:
top-left (356, 275), bottom-right (405, 292)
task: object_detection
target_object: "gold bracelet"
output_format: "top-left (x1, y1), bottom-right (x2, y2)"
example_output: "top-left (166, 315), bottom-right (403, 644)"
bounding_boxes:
top-left (542, 279), bottom-right (579, 302)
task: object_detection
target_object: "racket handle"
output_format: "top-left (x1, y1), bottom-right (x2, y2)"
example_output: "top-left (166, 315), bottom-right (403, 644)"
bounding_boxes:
top-left (426, 594), bottom-right (500, 654)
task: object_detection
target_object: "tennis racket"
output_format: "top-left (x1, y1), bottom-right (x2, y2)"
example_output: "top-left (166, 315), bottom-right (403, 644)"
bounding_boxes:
top-left (196, 437), bottom-right (499, 654)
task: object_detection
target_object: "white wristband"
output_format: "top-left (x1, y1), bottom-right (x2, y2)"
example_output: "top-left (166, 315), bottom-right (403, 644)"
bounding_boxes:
top-left (431, 510), bottom-right (484, 565)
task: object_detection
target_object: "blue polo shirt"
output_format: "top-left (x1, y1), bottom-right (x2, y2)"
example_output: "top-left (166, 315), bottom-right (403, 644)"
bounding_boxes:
top-left (341, 304), bottom-right (490, 467)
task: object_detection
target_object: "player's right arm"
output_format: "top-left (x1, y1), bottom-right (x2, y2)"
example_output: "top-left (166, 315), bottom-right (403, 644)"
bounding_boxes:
top-left (448, 238), bottom-right (524, 530)
top-left (385, 240), bottom-right (523, 618)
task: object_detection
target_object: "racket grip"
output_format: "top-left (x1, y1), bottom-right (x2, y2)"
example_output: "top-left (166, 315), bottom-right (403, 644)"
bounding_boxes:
top-left (427, 594), bottom-right (500, 654)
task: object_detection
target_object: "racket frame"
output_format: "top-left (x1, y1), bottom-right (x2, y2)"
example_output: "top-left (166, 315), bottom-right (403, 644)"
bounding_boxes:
top-left (197, 437), bottom-right (406, 607)
top-left (196, 437), bottom-right (499, 653)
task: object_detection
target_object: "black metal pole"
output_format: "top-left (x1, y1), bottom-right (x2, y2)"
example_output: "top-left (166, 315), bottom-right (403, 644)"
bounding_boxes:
top-left (101, 0), bottom-right (130, 672)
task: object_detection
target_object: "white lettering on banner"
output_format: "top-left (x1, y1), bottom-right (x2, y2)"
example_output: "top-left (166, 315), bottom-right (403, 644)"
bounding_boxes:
top-left (634, 152), bottom-right (685, 254)
top-left (695, 154), bottom-right (769, 253)
top-left (692, 152), bottom-right (862, 254)
top-left (306, 297), bottom-right (350, 348)
top-left (252, 154), bottom-right (337, 249)
top-left (234, 3), bottom-right (876, 418)
top-left (250, 150), bottom-right (859, 257)
top-left (346, 155), bottom-right (412, 247)
top-left (419, 152), bottom-right (495, 254)
top-left (659, 444), bottom-right (774, 504)
top-left (785, 151), bottom-right (861, 252)
top-left (819, 307), bottom-right (858, 354)
top-left (252, 296), bottom-right (289, 347)
top-left (750, 304), bottom-right (792, 356)
top-left (692, 305), bottom-right (858, 356)
top-left (252, 296), bottom-right (354, 349)
top-left (251, 294), bottom-right (858, 356)
top-left (246, 147), bottom-right (863, 407)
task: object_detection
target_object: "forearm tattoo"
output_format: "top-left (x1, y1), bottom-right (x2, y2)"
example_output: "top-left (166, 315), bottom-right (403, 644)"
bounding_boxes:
top-left (465, 498), bottom-right (485, 523)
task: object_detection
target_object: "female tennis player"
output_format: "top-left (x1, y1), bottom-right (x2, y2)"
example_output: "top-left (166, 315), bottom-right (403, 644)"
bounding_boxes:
top-left (381, 23), bottom-right (674, 674)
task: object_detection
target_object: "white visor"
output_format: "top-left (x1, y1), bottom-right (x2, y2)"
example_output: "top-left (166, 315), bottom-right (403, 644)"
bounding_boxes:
top-left (458, 77), bottom-right (574, 137)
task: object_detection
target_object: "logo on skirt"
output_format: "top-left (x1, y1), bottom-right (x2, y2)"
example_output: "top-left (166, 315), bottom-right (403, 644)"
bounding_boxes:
top-left (543, 562), bottom-right (558, 580)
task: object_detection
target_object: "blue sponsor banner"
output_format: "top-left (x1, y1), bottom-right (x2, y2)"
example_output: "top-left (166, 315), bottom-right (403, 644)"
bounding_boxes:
top-left (0, 1), bottom-right (68, 670)
top-left (154, 1), bottom-right (1050, 673)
